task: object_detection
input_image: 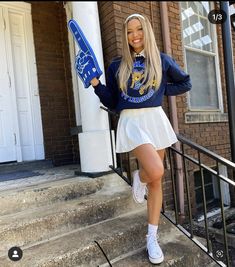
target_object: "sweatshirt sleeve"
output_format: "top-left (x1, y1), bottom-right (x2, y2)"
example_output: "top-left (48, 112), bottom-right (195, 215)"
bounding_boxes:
top-left (93, 62), bottom-right (119, 110)
top-left (164, 54), bottom-right (192, 96)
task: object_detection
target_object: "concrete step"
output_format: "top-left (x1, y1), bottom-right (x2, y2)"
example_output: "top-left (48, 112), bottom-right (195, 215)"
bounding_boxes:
top-left (0, 176), bottom-right (103, 215)
top-left (0, 185), bottom-right (138, 255)
top-left (0, 173), bottom-right (120, 216)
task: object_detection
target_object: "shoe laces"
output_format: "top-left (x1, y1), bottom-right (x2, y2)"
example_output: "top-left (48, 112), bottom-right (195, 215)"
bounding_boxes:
top-left (146, 234), bottom-right (161, 249)
top-left (146, 233), bottom-right (159, 242)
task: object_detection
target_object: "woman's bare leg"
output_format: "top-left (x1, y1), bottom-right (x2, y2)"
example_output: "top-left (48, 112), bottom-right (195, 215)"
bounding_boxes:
top-left (132, 143), bottom-right (165, 264)
top-left (133, 144), bottom-right (165, 225)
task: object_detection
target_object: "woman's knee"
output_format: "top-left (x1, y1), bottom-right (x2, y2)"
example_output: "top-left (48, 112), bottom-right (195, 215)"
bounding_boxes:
top-left (148, 164), bottom-right (164, 183)
top-left (148, 168), bottom-right (164, 191)
top-left (134, 144), bottom-right (165, 183)
top-left (140, 164), bottom-right (164, 183)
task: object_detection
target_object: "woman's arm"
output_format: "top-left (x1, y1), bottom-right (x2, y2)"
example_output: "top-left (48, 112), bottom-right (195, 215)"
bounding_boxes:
top-left (164, 54), bottom-right (192, 96)
top-left (92, 63), bottom-right (119, 110)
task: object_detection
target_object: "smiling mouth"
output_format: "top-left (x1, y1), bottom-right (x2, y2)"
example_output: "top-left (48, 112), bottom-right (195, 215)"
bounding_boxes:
top-left (133, 39), bottom-right (141, 44)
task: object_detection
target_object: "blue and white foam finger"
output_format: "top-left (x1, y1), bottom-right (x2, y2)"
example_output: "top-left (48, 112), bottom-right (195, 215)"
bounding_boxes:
top-left (68, 19), bottom-right (103, 88)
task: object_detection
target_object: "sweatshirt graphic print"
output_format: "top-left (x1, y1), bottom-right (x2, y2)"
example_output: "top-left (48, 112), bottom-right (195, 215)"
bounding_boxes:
top-left (121, 58), bottom-right (155, 104)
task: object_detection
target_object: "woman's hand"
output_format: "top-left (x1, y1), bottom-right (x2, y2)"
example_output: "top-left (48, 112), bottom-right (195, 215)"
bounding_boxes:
top-left (90, 77), bottom-right (100, 87)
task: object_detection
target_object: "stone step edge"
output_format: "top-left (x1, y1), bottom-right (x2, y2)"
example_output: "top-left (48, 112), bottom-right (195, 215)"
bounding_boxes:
top-left (0, 175), bottom-right (97, 196)
top-left (0, 172), bottom-right (124, 197)
top-left (0, 172), bottom-right (126, 216)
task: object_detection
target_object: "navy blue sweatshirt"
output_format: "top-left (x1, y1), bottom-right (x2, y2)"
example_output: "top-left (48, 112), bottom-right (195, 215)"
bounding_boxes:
top-left (93, 52), bottom-right (192, 113)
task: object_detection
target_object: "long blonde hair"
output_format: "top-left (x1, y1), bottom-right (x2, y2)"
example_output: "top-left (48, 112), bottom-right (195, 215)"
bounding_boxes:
top-left (118, 14), bottom-right (162, 92)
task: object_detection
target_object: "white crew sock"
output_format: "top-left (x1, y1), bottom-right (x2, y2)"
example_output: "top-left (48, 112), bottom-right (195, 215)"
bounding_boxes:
top-left (148, 224), bottom-right (158, 236)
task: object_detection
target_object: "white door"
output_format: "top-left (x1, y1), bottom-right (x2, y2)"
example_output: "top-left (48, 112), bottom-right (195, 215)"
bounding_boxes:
top-left (0, 6), bottom-right (17, 162)
top-left (0, 2), bottom-right (44, 163)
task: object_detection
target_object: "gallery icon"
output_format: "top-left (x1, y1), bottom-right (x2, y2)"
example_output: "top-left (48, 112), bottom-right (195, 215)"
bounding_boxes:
top-left (8, 246), bottom-right (23, 261)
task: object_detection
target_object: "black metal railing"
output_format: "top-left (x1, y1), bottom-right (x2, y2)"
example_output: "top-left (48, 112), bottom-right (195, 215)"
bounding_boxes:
top-left (167, 135), bottom-right (235, 267)
top-left (101, 106), bottom-right (235, 267)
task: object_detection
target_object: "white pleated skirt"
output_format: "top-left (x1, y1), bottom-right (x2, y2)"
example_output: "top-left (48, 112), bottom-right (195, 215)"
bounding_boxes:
top-left (116, 106), bottom-right (178, 153)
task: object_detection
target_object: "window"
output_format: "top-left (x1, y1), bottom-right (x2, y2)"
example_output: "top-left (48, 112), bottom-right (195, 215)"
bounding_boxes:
top-left (194, 168), bottom-right (217, 209)
top-left (180, 2), bottom-right (223, 112)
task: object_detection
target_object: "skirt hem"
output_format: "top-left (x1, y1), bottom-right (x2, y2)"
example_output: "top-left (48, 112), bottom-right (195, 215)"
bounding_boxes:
top-left (115, 140), bottom-right (178, 153)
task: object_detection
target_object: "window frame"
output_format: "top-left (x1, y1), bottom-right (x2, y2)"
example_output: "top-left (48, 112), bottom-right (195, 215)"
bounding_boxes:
top-left (180, 1), bottom-right (224, 113)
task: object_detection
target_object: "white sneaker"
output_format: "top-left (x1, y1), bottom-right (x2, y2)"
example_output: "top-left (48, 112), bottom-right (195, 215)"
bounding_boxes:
top-left (132, 170), bottom-right (146, 204)
top-left (146, 234), bottom-right (164, 264)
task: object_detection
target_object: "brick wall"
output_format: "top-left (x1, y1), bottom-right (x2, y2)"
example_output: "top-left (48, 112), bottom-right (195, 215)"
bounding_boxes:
top-left (31, 2), bottom-right (79, 165)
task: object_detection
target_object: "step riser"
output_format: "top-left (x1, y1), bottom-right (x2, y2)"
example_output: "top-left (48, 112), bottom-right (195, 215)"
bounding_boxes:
top-left (0, 193), bottom-right (135, 254)
top-left (0, 179), bottom-right (103, 216)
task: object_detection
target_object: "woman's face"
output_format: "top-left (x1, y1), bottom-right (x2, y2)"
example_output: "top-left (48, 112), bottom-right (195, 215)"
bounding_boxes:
top-left (127, 18), bottom-right (144, 53)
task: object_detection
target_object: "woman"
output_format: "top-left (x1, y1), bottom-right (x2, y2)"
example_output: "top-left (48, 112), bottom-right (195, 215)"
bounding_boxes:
top-left (89, 13), bottom-right (192, 264)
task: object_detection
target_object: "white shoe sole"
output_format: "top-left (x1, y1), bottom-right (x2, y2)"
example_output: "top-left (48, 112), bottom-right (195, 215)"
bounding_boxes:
top-left (148, 253), bottom-right (164, 264)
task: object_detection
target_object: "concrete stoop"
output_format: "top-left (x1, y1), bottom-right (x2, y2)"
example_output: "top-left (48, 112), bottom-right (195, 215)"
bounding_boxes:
top-left (0, 168), bottom-right (217, 267)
